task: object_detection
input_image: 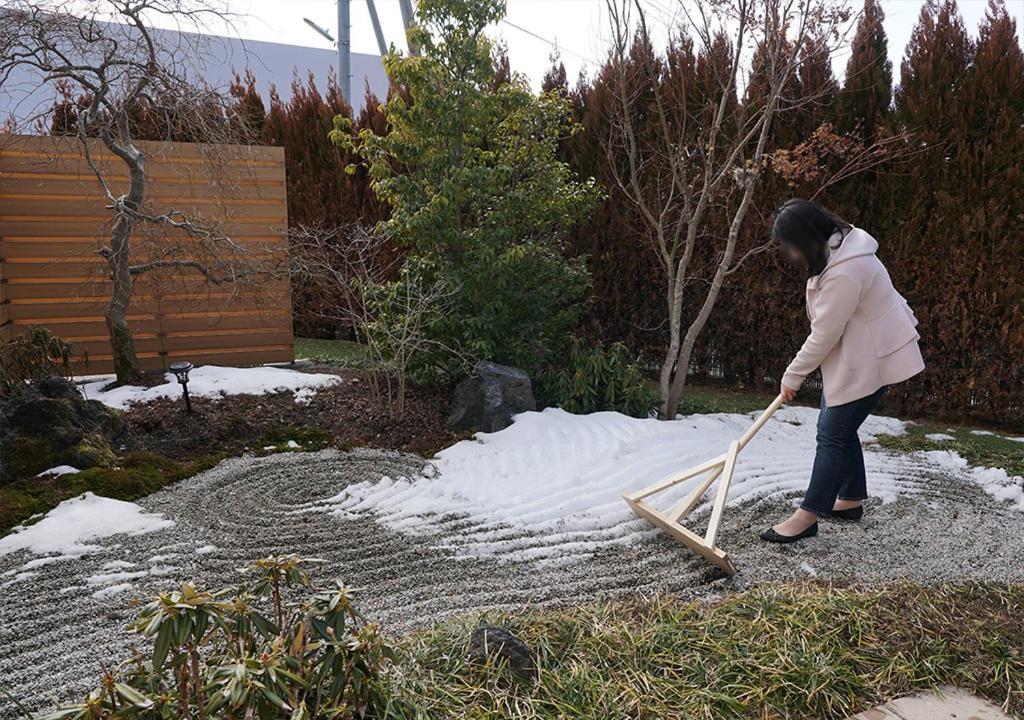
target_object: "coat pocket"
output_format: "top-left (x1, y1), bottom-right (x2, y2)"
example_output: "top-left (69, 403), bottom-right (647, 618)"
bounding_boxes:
top-left (868, 299), bottom-right (920, 358)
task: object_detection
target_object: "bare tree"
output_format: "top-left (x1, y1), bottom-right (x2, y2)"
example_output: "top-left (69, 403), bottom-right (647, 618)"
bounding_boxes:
top-left (290, 223), bottom-right (464, 418)
top-left (603, 0), bottom-right (904, 418)
top-left (0, 0), bottom-right (277, 383)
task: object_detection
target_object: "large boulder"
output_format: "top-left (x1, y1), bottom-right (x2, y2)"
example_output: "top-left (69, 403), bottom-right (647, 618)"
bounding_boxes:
top-left (446, 362), bottom-right (535, 433)
top-left (0, 376), bottom-right (123, 483)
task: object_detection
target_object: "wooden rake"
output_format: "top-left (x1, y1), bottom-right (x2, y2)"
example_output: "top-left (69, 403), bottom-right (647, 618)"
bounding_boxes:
top-left (623, 393), bottom-right (786, 576)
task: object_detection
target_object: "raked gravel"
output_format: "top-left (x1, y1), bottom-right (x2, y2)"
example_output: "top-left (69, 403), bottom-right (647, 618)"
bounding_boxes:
top-left (1, 446), bottom-right (1022, 714)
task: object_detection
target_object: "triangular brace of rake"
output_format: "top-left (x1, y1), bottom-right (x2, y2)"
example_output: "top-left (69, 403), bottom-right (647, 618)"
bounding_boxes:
top-left (623, 394), bottom-right (786, 576)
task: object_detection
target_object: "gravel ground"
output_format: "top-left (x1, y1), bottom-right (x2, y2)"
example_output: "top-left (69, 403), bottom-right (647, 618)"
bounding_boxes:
top-left (2, 447), bottom-right (1022, 714)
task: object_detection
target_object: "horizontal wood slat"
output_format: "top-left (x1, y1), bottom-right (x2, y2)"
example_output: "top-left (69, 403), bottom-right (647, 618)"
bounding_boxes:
top-left (1, 133), bottom-right (293, 375)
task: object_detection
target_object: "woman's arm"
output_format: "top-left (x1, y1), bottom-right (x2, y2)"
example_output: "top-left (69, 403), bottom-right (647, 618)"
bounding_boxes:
top-left (781, 273), bottom-right (863, 394)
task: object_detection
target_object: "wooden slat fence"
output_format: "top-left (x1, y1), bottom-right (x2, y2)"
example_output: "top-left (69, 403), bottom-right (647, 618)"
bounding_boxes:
top-left (0, 134), bottom-right (293, 374)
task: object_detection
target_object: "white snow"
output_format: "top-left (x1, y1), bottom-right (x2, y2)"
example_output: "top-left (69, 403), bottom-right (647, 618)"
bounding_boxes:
top-left (915, 450), bottom-right (1024, 510)
top-left (970, 430), bottom-right (995, 436)
top-left (286, 440), bottom-right (301, 449)
top-left (92, 583), bottom-right (135, 599)
top-left (313, 406), bottom-right (934, 562)
top-left (0, 493), bottom-right (174, 559)
top-left (195, 545), bottom-right (218, 555)
top-left (311, 406), bottom-right (1024, 564)
top-left (925, 433), bottom-right (955, 442)
top-left (35, 465), bottom-right (80, 478)
top-left (80, 365), bottom-right (342, 410)
top-left (101, 560), bottom-right (136, 570)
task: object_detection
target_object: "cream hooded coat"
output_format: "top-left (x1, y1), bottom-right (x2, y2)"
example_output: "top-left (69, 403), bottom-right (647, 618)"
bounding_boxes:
top-left (781, 227), bottom-right (924, 407)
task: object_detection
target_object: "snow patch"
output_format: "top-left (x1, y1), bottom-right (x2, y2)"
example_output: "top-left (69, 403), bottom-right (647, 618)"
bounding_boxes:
top-left (915, 450), bottom-right (1024, 510)
top-left (925, 433), bottom-right (955, 442)
top-left (35, 465), bottom-right (80, 478)
top-left (315, 406), bottom-right (925, 563)
top-left (80, 365), bottom-right (342, 410)
top-left (0, 493), bottom-right (174, 559)
top-left (92, 583), bottom-right (135, 599)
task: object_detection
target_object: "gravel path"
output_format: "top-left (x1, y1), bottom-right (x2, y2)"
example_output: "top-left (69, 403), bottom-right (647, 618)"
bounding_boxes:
top-left (2, 446), bottom-right (1022, 714)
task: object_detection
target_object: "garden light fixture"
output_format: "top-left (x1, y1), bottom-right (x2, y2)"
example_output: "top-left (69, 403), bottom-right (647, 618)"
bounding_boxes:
top-left (168, 361), bottom-right (194, 413)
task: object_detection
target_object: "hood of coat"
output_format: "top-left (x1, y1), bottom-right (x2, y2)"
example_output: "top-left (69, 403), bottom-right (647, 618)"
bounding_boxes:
top-left (807, 227), bottom-right (878, 289)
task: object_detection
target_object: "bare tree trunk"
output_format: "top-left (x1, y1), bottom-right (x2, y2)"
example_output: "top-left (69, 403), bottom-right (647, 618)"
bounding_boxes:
top-left (105, 142), bottom-right (146, 384)
top-left (106, 216), bottom-right (142, 383)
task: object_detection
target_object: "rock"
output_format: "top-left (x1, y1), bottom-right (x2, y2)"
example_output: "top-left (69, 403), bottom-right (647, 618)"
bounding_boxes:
top-left (468, 625), bottom-right (538, 682)
top-left (0, 377), bottom-right (123, 484)
top-left (446, 362), bottom-right (535, 433)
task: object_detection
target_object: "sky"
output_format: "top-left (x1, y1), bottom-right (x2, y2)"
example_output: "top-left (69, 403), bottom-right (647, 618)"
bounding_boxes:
top-left (219, 0), bottom-right (1024, 90)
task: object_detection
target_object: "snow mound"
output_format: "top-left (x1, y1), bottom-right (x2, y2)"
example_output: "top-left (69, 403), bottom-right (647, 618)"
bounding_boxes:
top-left (0, 493), bottom-right (174, 558)
top-left (316, 406), bottom-right (932, 562)
top-left (81, 365), bottom-right (342, 410)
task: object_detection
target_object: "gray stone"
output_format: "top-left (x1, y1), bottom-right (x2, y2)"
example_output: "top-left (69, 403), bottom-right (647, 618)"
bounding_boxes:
top-left (0, 376), bottom-right (123, 483)
top-left (446, 362), bottom-right (535, 433)
top-left (468, 624), bottom-right (538, 682)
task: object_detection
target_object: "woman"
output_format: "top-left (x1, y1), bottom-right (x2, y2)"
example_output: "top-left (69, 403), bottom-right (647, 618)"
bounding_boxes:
top-left (761, 199), bottom-right (924, 543)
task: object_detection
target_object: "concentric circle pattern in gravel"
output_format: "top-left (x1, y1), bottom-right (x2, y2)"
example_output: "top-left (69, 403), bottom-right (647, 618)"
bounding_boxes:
top-left (2, 447), bottom-right (1022, 714)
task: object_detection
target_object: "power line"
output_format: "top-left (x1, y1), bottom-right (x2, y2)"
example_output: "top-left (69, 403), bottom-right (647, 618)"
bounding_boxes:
top-left (499, 18), bottom-right (600, 66)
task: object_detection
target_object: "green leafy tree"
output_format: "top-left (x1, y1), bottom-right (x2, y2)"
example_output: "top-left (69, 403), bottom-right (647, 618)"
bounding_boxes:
top-left (333, 0), bottom-right (600, 379)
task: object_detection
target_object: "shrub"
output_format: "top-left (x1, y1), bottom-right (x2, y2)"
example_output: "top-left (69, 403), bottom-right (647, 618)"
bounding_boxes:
top-left (334, 0), bottom-right (600, 383)
top-left (538, 339), bottom-right (657, 418)
top-left (39, 556), bottom-right (395, 720)
top-left (0, 327), bottom-right (83, 400)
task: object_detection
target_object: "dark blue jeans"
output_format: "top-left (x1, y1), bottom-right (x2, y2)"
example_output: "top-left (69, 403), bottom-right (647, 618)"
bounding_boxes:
top-left (801, 386), bottom-right (887, 517)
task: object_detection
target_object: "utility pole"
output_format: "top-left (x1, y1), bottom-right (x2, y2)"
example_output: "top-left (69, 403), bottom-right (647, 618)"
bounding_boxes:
top-left (398, 0), bottom-right (419, 56)
top-left (337, 0), bottom-right (351, 104)
top-left (366, 0), bottom-right (388, 57)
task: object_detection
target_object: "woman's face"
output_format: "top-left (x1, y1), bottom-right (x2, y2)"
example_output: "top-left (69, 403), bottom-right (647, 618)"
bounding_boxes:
top-left (777, 238), bottom-right (809, 274)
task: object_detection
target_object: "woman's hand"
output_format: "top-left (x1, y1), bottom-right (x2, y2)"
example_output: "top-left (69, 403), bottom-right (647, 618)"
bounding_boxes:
top-left (780, 383), bottom-right (797, 403)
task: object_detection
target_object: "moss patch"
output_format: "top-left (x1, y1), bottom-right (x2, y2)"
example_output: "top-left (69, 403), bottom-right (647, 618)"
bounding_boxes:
top-left (386, 583), bottom-right (1024, 719)
top-left (875, 421), bottom-right (1024, 478)
top-left (0, 452), bottom-right (222, 534)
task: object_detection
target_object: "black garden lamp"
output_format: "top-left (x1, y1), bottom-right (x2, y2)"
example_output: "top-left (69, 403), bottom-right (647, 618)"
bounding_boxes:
top-left (168, 361), bottom-right (194, 413)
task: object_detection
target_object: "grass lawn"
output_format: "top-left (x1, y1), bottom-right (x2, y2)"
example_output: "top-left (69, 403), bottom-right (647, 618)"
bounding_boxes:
top-left (875, 421), bottom-right (1024, 478)
top-left (294, 337), bottom-right (368, 366)
top-left (386, 583), bottom-right (1024, 719)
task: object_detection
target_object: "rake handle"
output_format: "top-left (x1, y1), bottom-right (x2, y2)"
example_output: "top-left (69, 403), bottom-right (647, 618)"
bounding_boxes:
top-left (736, 393), bottom-right (787, 451)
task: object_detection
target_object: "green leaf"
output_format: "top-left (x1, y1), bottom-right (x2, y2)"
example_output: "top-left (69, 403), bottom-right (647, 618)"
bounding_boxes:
top-left (114, 682), bottom-right (155, 708)
top-left (152, 620), bottom-right (173, 671)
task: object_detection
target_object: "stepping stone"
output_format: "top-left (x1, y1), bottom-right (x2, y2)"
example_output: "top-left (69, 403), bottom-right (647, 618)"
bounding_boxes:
top-left (848, 685), bottom-right (1012, 719)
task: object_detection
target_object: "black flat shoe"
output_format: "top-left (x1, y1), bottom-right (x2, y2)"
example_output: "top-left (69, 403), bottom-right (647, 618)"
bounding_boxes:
top-left (832, 505), bottom-right (864, 521)
top-left (759, 522), bottom-right (818, 544)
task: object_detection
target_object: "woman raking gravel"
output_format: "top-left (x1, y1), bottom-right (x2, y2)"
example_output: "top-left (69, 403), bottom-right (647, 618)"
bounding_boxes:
top-left (762, 199), bottom-right (925, 544)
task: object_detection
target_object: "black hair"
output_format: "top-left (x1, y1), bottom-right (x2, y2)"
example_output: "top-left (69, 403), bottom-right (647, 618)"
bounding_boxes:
top-left (772, 199), bottom-right (853, 278)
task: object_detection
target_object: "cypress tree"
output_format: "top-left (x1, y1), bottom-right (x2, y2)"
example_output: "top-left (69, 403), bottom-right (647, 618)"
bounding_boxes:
top-left (896, 0), bottom-right (974, 162)
top-left (838, 0), bottom-right (892, 141)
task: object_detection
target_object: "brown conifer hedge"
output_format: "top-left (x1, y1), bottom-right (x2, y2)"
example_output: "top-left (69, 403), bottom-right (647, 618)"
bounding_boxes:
top-left (562, 0), bottom-right (1023, 428)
